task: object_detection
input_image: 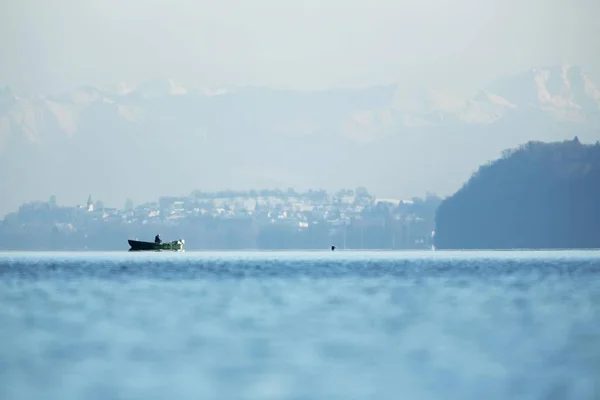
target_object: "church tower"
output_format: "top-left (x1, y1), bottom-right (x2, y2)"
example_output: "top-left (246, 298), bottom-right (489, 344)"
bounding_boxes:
top-left (87, 194), bottom-right (94, 212)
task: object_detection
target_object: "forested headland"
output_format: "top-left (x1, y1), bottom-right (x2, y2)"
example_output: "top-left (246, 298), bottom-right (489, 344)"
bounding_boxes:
top-left (435, 138), bottom-right (600, 249)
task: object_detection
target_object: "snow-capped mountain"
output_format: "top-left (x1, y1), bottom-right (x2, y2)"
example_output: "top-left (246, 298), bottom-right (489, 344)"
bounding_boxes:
top-left (388, 64), bottom-right (600, 127)
top-left (1, 64), bottom-right (599, 216)
top-left (478, 64), bottom-right (600, 124)
top-left (1, 64), bottom-right (599, 148)
top-left (129, 78), bottom-right (188, 98)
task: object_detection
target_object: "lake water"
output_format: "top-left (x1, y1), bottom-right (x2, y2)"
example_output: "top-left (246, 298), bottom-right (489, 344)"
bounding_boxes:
top-left (1, 250), bottom-right (600, 400)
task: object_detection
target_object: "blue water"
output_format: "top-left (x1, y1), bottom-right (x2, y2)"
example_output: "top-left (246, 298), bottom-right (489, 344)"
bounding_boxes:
top-left (1, 250), bottom-right (600, 399)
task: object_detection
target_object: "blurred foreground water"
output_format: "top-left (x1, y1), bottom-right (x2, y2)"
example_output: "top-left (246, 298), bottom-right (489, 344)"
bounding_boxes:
top-left (1, 250), bottom-right (599, 400)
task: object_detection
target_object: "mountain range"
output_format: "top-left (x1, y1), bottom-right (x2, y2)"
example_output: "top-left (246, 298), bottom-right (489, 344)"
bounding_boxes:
top-left (1, 64), bottom-right (599, 216)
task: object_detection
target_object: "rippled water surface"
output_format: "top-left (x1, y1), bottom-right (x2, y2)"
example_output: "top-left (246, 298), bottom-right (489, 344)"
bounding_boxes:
top-left (1, 250), bottom-right (600, 400)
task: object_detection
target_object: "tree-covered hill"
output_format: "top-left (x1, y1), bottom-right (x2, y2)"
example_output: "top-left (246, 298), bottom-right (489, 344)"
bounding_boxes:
top-left (434, 138), bottom-right (600, 249)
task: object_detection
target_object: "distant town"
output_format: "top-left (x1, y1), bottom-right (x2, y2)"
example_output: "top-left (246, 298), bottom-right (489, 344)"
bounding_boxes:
top-left (0, 188), bottom-right (441, 250)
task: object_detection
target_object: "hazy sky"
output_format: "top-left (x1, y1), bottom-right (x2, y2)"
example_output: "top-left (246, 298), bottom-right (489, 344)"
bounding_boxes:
top-left (2, 0), bottom-right (599, 96)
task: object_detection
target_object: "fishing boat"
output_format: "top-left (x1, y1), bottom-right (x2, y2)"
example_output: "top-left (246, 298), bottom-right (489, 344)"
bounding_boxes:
top-left (128, 239), bottom-right (185, 251)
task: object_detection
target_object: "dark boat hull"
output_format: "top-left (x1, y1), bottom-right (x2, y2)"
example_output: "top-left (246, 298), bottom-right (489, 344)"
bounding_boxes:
top-left (128, 239), bottom-right (184, 251)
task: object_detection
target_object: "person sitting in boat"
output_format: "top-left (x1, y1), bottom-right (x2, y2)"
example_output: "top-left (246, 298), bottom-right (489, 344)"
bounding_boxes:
top-left (155, 234), bottom-right (162, 244)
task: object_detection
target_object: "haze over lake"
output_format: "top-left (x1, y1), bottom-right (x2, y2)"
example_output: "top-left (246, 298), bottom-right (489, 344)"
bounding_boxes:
top-left (1, 250), bottom-right (599, 399)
